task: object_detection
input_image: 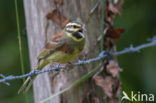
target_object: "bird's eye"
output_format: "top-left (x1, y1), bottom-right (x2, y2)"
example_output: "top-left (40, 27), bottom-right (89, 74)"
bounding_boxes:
top-left (73, 25), bottom-right (77, 28)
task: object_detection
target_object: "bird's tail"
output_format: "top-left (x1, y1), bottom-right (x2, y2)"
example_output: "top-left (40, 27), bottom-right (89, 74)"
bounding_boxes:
top-left (18, 76), bottom-right (36, 94)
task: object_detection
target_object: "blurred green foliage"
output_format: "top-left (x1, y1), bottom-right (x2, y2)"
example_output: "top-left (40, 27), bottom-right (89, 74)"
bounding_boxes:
top-left (0, 0), bottom-right (156, 103)
top-left (0, 0), bottom-right (33, 103)
top-left (115, 0), bottom-right (156, 102)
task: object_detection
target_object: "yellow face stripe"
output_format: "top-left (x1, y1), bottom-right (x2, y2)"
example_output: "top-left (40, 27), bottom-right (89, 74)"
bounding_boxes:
top-left (66, 32), bottom-right (84, 42)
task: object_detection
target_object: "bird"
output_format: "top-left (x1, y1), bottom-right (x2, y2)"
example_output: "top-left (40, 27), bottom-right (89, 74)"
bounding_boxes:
top-left (18, 22), bottom-right (86, 94)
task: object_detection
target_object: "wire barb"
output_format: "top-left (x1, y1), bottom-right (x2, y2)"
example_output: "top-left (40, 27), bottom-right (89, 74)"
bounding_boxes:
top-left (0, 74), bottom-right (10, 86)
top-left (0, 36), bottom-right (156, 85)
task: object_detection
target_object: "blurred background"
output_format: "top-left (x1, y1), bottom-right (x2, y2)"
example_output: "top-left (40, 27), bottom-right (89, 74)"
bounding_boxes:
top-left (115, 0), bottom-right (156, 102)
top-left (0, 0), bottom-right (155, 103)
top-left (0, 0), bottom-right (33, 103)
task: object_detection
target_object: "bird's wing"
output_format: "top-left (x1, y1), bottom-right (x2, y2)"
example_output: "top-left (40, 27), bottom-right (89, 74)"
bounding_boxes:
top-left (37, 41), bottom-right (64, 60)
top-left (37, 32), bottom-right (65, 60)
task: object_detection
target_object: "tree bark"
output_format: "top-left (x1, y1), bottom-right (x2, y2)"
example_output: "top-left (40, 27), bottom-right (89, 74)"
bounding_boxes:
top-left (24, 0), bottom-right (105, 103)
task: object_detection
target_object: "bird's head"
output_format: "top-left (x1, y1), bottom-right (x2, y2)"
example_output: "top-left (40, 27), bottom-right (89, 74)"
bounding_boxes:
top-left (64, 22), bottom-right (86, 42)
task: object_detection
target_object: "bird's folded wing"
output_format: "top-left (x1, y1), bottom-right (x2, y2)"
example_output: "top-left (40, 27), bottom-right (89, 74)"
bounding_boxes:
top-left (37, 40), bottom-right (64, 60)
top-left (37, 31), bottom-right (65, 60)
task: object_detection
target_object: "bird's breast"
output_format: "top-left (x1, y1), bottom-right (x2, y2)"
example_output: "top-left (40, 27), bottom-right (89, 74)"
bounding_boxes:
top-left (47, 48), bottom-right (81, 63)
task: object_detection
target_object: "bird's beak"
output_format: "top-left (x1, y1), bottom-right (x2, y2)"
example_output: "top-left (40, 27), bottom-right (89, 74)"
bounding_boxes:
top-left (79, 32), bottom-right (85, 38)
top-left (78, 24), bottom-right (86, 38)
top-left (82, 24), bottom-right (87, 31)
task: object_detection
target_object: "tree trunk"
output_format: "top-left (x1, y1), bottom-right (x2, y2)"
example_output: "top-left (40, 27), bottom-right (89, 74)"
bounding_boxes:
top-left (24, 0), bottom-right (106, 103)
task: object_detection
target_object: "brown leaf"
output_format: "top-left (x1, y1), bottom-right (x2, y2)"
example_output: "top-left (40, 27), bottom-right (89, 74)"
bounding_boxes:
top-left (106, 28), bottom-right (124, 44)
top-left (54, 0), bottom-right (63, 5)
top-left (106, 28), bottom-right (124, 38)
top-left (114, 0), bottom-right (124, 16)
top-left (94, 76), bottom-right (113, 97)
top-left (107, 0), bottom-right (124, 17)
top-left (106, 60), bottom-right (122, 77)
top-left (81, 91), bottom-right (100, 103)
top-left (92, 97), bottom-right (100, 103)
top-left (104, 0), bottom-right (124, 28)
top-left (104, 28), bottom-right (124, 50)
top-left (46, 13), bottom-right (53, 20)
top-left (46, 9), bottom-right (71, 28)
top-left (108, 3), bottom-right (119, 15)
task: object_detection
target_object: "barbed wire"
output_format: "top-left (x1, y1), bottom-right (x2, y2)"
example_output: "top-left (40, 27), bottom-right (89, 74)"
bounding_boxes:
top-left (0, 36), bottom-right (156, 86)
